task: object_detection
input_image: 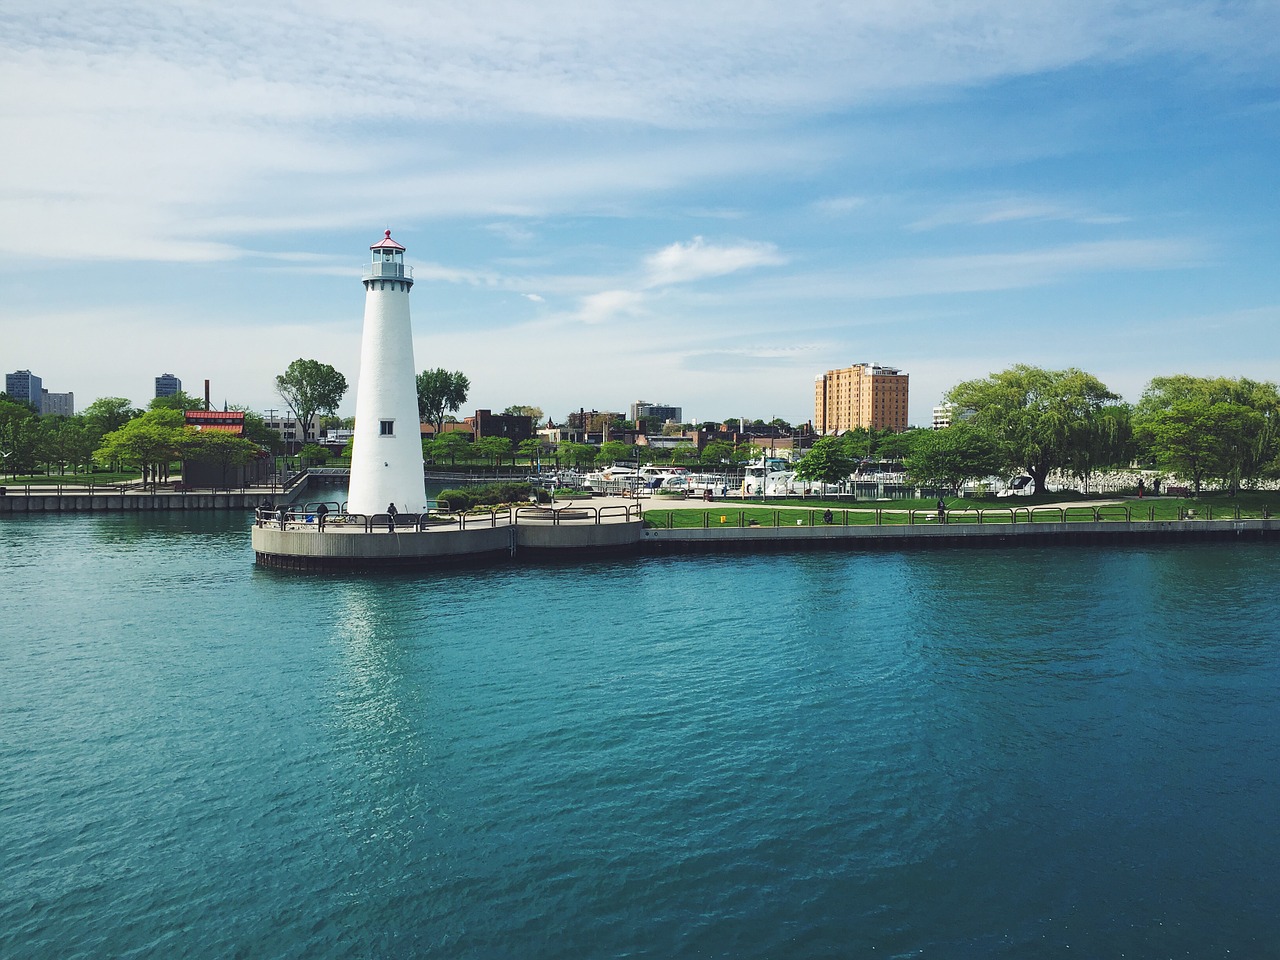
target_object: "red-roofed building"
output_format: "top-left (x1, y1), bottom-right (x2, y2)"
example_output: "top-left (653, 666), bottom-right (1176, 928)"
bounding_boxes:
top-left (185, 410), bottom-right (245, 434)
top-left (181, 410), bottom-right (273, 488)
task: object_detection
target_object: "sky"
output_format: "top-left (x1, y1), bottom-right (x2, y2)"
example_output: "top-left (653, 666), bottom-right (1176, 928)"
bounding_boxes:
top-left (2, 1), bottom-right (1278, 427)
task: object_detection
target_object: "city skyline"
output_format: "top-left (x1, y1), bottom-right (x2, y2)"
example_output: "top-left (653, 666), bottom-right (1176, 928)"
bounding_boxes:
top-left (2, 2), bottom-right (1277, 426)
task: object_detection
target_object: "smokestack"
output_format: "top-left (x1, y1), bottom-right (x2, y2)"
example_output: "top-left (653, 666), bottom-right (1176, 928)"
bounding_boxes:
top-left (204, 379), bottom-right (211, 410)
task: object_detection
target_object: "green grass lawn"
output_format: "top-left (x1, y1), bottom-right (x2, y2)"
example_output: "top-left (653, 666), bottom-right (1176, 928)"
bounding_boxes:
top-left (643, 491), bottom-right (1279, 529)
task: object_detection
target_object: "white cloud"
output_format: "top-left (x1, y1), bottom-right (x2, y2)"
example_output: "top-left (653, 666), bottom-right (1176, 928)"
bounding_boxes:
top-left (644, 237), bottom-right (786, 287)
top-left (574, 289), bottom-right (646, 325)
top-left (523, 293), bottom-right (544, 302)
top-left (3, 1), bottom-right (1273, 261)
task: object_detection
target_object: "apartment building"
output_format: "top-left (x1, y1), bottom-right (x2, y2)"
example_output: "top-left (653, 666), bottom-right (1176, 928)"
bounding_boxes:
top-left (814, 363), bottom-right (909, 434)
top-left (155, 373), bottom-right (182, 398)
top-left (41, 390), bottom-right (75, 417)
top-left (6, 369), bottom-right (43, 411)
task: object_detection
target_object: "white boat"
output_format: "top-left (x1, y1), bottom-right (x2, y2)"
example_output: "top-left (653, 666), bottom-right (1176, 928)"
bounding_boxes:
top-left (637, 465), bottom-right (690, 490)
top-left (743, 457), bottom-right (845, 497)
top-left (742, 457), bottom-right (796, 496)
top-left (583, 464), bottom-right (641, 493)
top-left (667, 472), bottom-right (733, 498)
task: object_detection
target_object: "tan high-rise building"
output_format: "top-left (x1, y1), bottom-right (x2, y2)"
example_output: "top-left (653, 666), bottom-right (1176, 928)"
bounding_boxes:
top-left (814, 363), bottom-right (910, 434)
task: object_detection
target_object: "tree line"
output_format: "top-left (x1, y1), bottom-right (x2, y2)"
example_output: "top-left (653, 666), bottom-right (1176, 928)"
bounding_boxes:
top-left (0, 391), bottom-right (278, 483)
top-left (9, 360), bottom-right (1273, 495)
top-left (793, 365), bottom-right (1280, 496)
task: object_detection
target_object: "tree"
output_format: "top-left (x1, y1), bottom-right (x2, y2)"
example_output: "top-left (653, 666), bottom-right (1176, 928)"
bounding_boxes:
top-left (186, 430), bottom-right (261, 487)
top-left (149, 390), bottom-right (206, 412)
top-left (275, 359), bottom-right (348, 446)
top-left (94, 409), bottom-right (191, 488)
top-left (596, 440), bottom-right (634, 465)
top-left (700, 440), bottom-right (735, 467)
top-left (40, 417), bottom-right (97, 476)
top-left (902, 424), bottom-right (1002, 493)
top-left (874, 428), bottom-right (918, 463)
top-left (473, 435), bottom-right (512, 472)
top-left (1066, 404), bottom-right (1135, 494)
top-left (794, 437), bottom-right (856, 486)
top-left (556, 442), bottom-right (596, 469)
top-left (839, 427), bottom-right (893, 462)
top-left (0, 397), bottom-right (40, 477)
top-left (947, 365), bottom-right (1120, 495)
top-left (1135, 375), bottom-right (1280, 496)
top-left (518, 437), bottom-right (546, 466)
top-left (669, 443), bottom-right (700, 466)
top-left (299, 443), bottom-right (329, 466)
top-left (427, 431), bottom-right (473, 466)
top-left (503, 404), bottom-right (544, 423)
top-left (416, 369), bottom-right (470, 434)
top-left (226, 406), bottom-right (283, 454)
top-left (83, 397), bottom-right (141, 436)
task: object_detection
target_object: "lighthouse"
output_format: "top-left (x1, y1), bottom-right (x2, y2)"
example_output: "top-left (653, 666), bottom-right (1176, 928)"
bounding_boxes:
top-left (346, 230), bottom-right (427, 516)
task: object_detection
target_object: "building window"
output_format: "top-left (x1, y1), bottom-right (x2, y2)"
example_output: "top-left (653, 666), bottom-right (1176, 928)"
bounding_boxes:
top-left (380, 420), bottom-right (394, 436)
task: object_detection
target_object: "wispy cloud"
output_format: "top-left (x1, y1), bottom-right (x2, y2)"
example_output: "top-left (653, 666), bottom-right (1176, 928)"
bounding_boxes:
top-left (812, 195), bottom-right (867, 216)
top-left (725, 237), bottom-right (1208, 303)
top-left (574, 289), bottom-right (646, 325)
top-left (3, 2), bottom-right (1272, 260)
top-left (644, 236), bottom-right (786, 287)
top-left (910, 197), bottom-right (1130, 231)
top-left (486, 222), bottom-right (538, 244)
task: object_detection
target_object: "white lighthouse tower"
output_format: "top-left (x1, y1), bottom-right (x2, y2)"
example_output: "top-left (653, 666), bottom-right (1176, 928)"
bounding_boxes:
top-left (347, 230), bottom-right (427, 516)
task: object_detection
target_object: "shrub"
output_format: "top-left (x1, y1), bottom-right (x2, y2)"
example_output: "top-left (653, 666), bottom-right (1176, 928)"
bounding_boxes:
top-left (437, 482), bottom-right (539, 511)
top-left (300, 444), bottom-right (329, 465)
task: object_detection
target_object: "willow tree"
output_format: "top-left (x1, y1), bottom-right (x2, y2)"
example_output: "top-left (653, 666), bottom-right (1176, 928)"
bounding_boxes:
top-left (1135, 376), bottom-right (1280, 495)
top-left (946, 365), bottom-right (1120, 495)
top-left (902, 423), bottom-right (1003, 494)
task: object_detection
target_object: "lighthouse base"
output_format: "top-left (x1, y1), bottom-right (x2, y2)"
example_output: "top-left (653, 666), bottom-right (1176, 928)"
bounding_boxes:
top-left (251, 510), bottom-right (644, 571)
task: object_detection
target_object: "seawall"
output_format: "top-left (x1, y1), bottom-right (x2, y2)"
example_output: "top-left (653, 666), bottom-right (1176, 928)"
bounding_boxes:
top-left (642, 518), bottom-right (1280, 552)
top-left (252, 517), bottom-right (645, 570)
top-left (0, 492), bottom-right (263, 513)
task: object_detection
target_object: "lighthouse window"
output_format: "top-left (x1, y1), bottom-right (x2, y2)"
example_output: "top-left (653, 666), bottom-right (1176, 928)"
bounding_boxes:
top-left (380, 420), bottom-right (394, 436)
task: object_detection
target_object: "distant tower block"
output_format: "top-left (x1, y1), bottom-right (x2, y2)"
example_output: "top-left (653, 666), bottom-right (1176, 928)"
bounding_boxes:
top-left (347, 230), bottom-right (427, 515)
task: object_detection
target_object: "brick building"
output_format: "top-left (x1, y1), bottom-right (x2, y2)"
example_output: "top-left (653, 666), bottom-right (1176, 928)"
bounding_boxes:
top-left (814, 363), bottom-right (909, 434)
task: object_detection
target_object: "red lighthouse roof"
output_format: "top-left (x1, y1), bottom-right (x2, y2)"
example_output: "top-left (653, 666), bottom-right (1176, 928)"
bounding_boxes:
top-left (371, 229), bottom-right (405, 251)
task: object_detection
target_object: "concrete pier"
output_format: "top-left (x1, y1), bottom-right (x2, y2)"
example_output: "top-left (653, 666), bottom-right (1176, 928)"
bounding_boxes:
top-left (250, 504), bottom-right (646, 570)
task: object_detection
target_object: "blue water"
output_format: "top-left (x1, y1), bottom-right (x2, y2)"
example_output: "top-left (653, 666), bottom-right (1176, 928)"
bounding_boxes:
top-left (2, 512), bottom-right (1278, 958)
